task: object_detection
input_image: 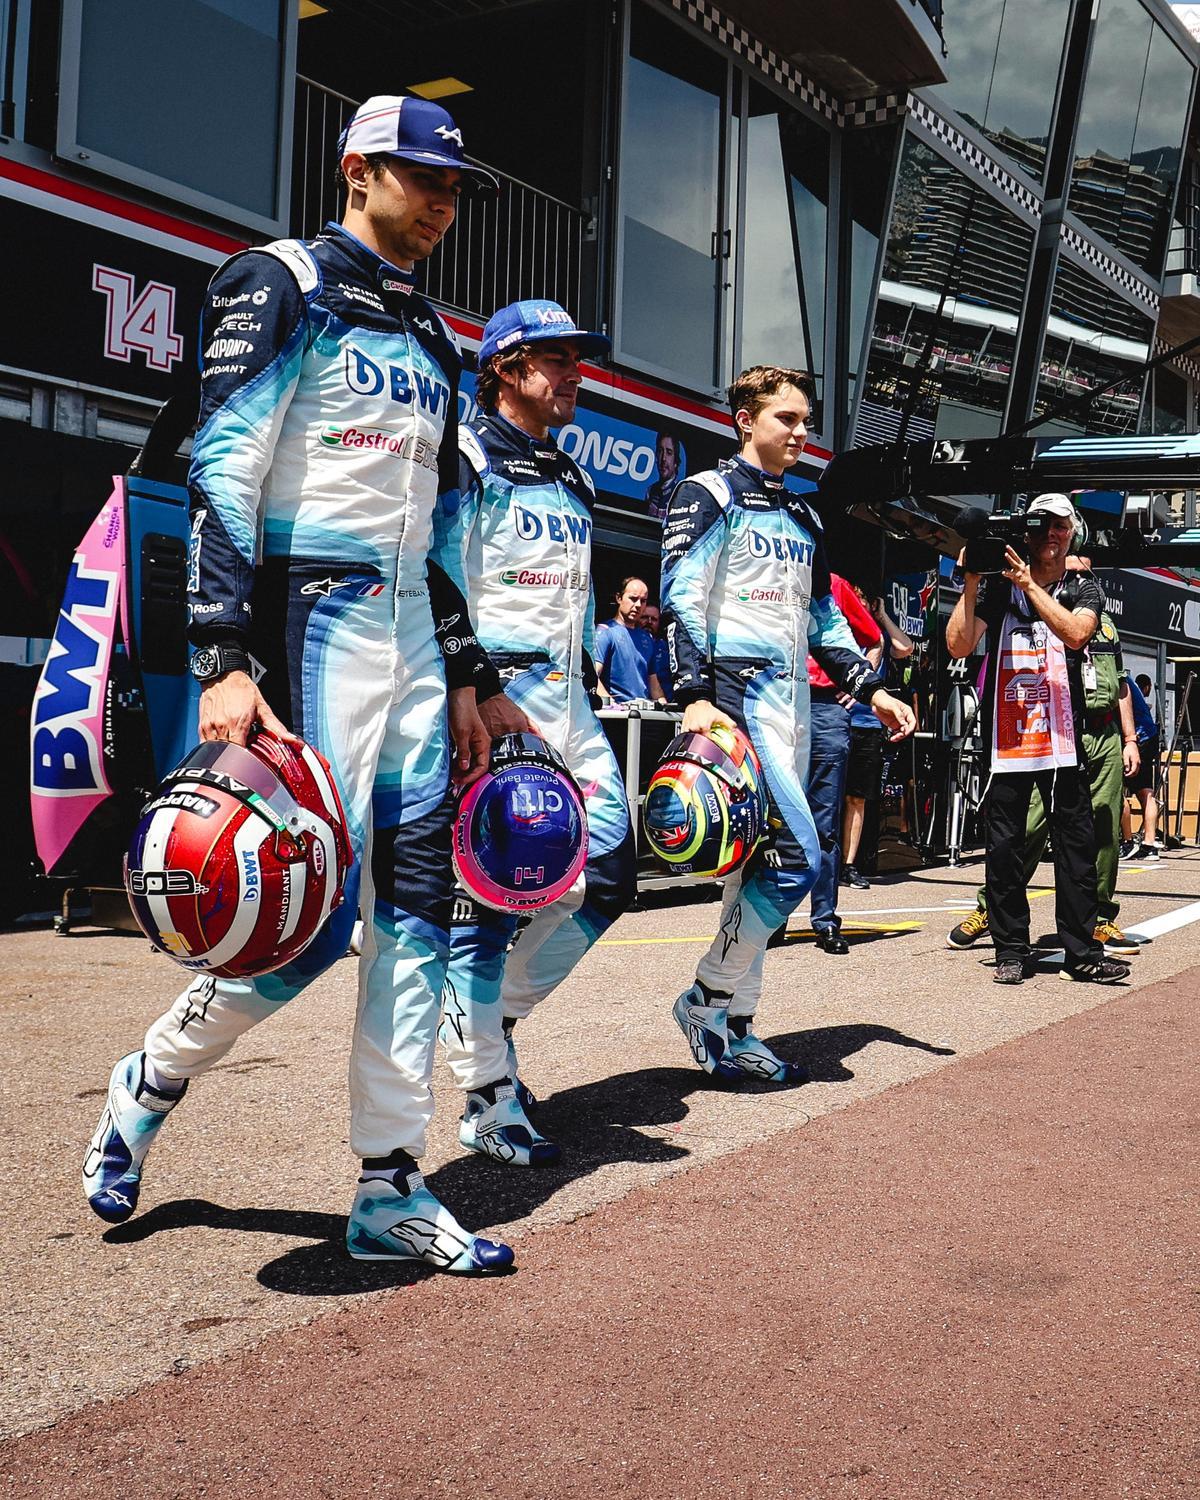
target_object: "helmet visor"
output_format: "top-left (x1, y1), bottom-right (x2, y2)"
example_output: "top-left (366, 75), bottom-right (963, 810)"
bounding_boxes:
top-left (660, 730), bottom-right (748, 792)
top-left (168, 741), bottom-right (319, 837)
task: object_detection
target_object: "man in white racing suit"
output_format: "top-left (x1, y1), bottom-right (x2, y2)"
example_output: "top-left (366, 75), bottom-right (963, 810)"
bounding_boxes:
top-left (432, 300), bottom-right (637, 1166)
top-left (82, 96), bottom-right (519, 1274)
top-left (662, 365), bottom-right (915, 1084)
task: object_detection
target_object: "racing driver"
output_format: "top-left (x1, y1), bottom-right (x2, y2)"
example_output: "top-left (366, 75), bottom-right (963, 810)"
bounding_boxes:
top-left (662, 365), bottom-right (916, 1083)
top-left (432, 299), bottom-right (637, 1166)
top-left (82, 96), bottom-right (522, 1274)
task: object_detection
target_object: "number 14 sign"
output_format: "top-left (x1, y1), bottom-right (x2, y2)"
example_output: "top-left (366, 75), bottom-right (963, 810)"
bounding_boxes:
top-left (93, 263), bottom-right (184, 372)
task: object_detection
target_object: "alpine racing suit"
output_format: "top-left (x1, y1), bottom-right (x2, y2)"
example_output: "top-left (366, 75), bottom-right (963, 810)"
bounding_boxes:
top-left (143, 222), bottom-right (500, 1159)
top-left (661, 455), bottom-right (882, 1014)
top-left (431, 411), bottom-right (637, 1089)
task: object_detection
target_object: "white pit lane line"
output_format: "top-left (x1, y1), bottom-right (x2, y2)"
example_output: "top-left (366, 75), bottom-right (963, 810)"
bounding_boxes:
top-left (1123, 898), bottom-right (1200, 943)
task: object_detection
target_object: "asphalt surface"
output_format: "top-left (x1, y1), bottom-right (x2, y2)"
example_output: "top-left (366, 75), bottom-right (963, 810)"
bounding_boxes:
top-left (2, 848), bottom-right (1197, 1495)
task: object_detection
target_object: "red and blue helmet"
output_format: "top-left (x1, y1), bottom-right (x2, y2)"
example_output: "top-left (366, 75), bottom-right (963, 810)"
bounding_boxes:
top-left (453, 733), bottom-right (588, 912)
top-left (124, 730), bottom-right (352, 979)
top-left (643, 722), bottom-right (766, 877)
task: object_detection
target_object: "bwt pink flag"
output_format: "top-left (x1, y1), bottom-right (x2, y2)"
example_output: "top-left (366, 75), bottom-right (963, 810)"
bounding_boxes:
top-left (29, 480), bottom-right (131, 876)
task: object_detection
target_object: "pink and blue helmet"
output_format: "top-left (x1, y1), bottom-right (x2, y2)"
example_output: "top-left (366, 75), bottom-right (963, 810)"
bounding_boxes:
top-left (453, 733), bottom-right (588, 912)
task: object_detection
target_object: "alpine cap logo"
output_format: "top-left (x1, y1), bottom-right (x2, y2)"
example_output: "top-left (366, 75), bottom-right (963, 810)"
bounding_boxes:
top-left (434, 124), bottom-right (463, 148)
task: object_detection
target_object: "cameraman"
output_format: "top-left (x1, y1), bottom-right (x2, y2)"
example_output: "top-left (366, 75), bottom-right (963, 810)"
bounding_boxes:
top-left (946, 493), bottom-right (1129, 985)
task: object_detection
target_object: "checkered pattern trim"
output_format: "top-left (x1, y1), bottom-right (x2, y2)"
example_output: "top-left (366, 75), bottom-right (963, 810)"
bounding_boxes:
top-left (908, 99), bottom-right (1042, 220)
top-left (1058, 225), bottom-right (1160, 312)
top-left (1154, 337), bottom-right (1200, 384)
top-left (667, 0), bottom-right (906, 127)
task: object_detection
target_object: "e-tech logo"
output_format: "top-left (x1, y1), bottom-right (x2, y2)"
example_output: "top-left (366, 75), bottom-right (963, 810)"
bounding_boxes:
top-left (512, 506), bottom-right (592, 545)
top-left (31, 559), bottom-right (118, 797)
top-left (747, 531), bottom-right (814, 564)
top-left (343, 345), bottom-right (449, 416)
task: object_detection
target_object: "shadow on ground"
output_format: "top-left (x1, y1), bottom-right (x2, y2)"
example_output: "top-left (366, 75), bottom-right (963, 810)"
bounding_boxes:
top-left (104, 1022), bottom-right (955, 1297)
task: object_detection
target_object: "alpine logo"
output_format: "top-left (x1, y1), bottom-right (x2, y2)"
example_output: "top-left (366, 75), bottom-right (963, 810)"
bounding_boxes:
top-left (434, 124), bottom-right (464, 147)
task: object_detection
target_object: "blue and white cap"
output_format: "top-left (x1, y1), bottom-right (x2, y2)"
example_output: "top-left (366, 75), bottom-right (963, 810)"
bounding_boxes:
top-left (338, 95), bottom-right (499, 191)
top-left (478, 299), bottom-right (612, 365)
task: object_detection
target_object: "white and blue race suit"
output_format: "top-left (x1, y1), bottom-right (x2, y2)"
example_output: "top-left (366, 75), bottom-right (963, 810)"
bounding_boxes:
top-left (143, 222), bottom-right (501, 1160)
top-left (661, 455), bottom-right (881, 1014)
top-left (431, 411), bottom-right (637, 1090)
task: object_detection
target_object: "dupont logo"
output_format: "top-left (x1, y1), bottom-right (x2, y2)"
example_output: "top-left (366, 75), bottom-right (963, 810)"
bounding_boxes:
top-left (319, 425), bottom-right (406, 454)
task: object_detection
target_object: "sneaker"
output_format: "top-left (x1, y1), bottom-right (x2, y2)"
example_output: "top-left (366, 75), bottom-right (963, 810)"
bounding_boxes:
top-left (1118, 839), bottom-right (1137, 861)
top-left (993, 959), bottom-right (1026, 985)
top-left (1134, 843), bottom-right (1161, 862)
top-left (1094, 921), bottom-right (1141, 957)
top-left (672, 988), bottom-right (742, 1081)
top-left (1060, 957), bottom-right (1131, 984)
top-left (460, 1085), bottom-right (559, 1168)
top-left (948, 907), bottom-right (989, 949)
top-left (502, 1024), bottom-right (539, 1115)
top-left (82, 1052), bottom-right (187, 1224)
top-left (346, 1170), bottom-right (514, 1272)
top-left (840, 865), bottom-right (870, 890)
top-left (725, 1029), bottom-right (807, 1086)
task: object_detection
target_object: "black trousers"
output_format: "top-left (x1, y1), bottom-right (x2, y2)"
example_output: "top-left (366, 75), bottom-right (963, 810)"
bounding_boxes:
top-left (984, 765), bottom-right (1101, 967)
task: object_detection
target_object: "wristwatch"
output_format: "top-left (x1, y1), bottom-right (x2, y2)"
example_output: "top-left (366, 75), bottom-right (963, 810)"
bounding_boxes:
top-left (189, 642), bottom-right (251, 684)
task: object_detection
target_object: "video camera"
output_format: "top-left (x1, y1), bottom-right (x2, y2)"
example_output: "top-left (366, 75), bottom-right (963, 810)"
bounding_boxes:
top-left (955, 504), bottom-right (1055, 574)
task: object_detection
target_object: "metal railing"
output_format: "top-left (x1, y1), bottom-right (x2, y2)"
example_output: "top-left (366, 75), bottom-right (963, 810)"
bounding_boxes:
top-left (1165, 157), bottom-right (1200, 281)
top-left (292, 76), bottom-right (585, 322)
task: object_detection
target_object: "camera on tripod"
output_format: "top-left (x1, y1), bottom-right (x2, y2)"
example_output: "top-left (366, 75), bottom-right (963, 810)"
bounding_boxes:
top-left (956, 505), bottom-right (1054, 574)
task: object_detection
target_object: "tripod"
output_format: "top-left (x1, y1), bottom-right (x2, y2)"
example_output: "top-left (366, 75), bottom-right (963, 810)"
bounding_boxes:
top-left (1158, 670), bottom-right (1196, 849)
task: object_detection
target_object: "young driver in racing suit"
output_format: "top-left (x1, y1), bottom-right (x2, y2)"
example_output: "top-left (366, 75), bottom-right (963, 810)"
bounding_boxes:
top-left (431, 300), bottom-right (637, 1166)
top-left (82, 97), bottom-right (521, 1273)
top-left (662, 366), bottom-right (916, 1083)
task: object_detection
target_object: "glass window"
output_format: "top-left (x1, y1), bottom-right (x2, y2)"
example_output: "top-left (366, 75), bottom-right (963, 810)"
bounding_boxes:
top-left (926, 0), bottom-right (1070, 183)
top-left (59, 0), bottom-right (291, 231)
top-left (735, 81), bottom-right (829, 405)
top-left (844, 124), bottom-right (900, 414)
top-left (616, 3), bottom-right (727, 391)
top-left (1030, 261), bottom-right (1152, 435)
top-left (856, 133), bottom-right (1035, 444)
top-left (1069, 1), bottom-right (1195, 275)
top-left (1150, 366), bottom-right (1189, 435)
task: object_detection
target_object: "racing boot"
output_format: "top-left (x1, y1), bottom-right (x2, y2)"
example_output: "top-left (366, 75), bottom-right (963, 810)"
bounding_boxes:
top-left (459, 1084), bottom-right (560, 1168)
top-left (672, 984), bottom-right (742, 1081)
top-left (82, 1051), bottom-right (187, 1224)
top-left (725, 1020), bottom-right (807, 1086)
top-left (502, 1018), bottom-right (539, 1115)
top-left (346, 1169), bottom-right (515, 1272)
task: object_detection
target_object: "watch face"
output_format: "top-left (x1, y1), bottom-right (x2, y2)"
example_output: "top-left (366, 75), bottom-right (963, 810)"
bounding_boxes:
top-left (191, 648), bottom-right (219, 682)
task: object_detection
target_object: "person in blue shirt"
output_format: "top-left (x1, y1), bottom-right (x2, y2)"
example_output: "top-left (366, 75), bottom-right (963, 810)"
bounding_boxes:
top-left (639, 601), bottom-right (673, 702)
top-left (1122, 673), bottom-right (1161, 860)
top-left (595, 577), bottom-right (668, 703)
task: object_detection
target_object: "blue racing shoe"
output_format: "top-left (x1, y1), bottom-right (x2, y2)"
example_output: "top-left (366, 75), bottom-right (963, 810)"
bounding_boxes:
top-left (503, 1025), bottom-right (540, 1116)
top-left (672, 988), bottom-right (742, 1081)
top-left (82, 1051), bottom-right (186, 1224)
top-left (460, 1086), bottom-right (560, 1168)
top-left (346, 1171), bottom-right (515, 1272)
top-left (726, 1028), bottom-right (807, 1086)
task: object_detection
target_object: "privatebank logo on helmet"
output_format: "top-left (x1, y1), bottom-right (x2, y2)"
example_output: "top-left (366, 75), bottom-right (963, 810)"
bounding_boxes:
top-left (124, 731), bottom-right (352, 979)
top-left (453, 733), bottom-right (588, 912)
top-left (643, 723), bottom-right (766, 878)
